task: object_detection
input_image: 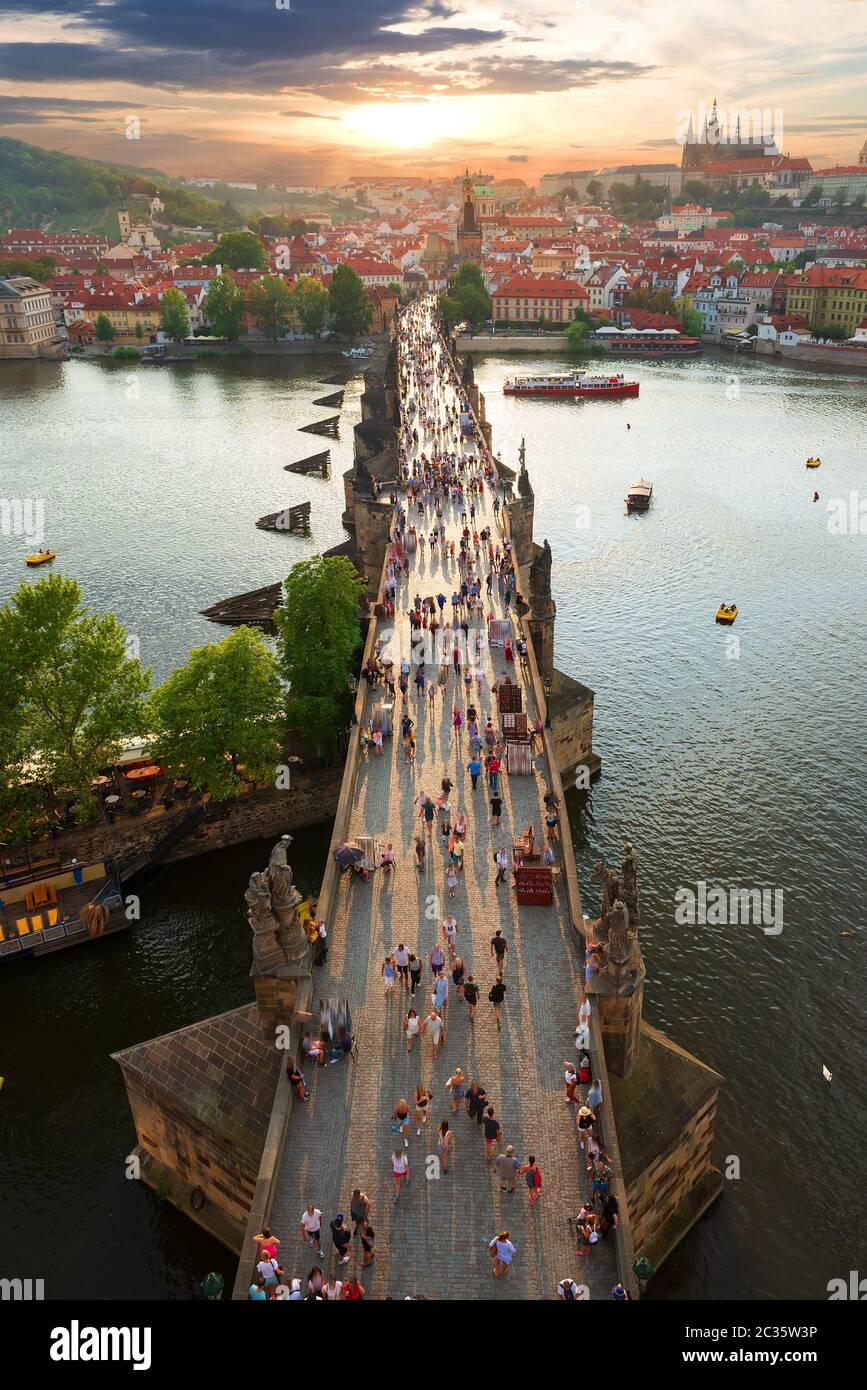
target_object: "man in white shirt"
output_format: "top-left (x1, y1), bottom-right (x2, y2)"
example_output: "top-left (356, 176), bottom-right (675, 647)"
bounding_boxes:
top-left (394, 942), bottom-right (411, 986)
top-left (300, 1204), bottom-right (323, 1255)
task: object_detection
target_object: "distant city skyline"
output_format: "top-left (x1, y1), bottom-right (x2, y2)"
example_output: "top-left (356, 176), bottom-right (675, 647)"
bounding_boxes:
top-left (0, 0), bottom-right (865, 184)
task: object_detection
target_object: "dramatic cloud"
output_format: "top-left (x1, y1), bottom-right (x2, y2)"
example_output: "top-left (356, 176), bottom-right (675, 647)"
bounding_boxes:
top-left (281, 110), bottom-right (342, 121)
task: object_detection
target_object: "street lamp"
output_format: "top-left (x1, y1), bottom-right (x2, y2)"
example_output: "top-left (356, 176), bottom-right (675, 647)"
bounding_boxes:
top-left (543, 674), bottom-right (553, 729)
top-left (347, 674), bottom-right (359, 725)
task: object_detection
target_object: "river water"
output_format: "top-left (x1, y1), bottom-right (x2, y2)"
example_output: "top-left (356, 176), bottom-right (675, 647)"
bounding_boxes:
top-left (1, 348), bottom-right (865, 1299)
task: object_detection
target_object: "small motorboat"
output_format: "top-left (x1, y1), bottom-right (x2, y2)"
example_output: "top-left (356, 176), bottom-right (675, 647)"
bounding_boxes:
top-left (806, 456), bottom-right (822, 469)
top-left (715, 603), bottom-right (738, 624)
top-left (625, 479), bottom-right (653, 512)
top-left (25, 549), bottom-right (56, 566)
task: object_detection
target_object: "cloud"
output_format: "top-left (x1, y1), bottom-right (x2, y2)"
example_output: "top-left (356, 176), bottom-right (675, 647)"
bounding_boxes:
top-left (506, 153), bottom-right (528, 161)
top-left (0, 2), bottom-right (506, 91)
top-left (281, 109), bottom-right (342, 121)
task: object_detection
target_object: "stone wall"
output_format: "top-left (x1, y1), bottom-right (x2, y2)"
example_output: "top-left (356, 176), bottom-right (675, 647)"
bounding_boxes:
top-left (11, 769), bottom-right (343, 879)
top-left (548, 669), bottom-right (600, 782)
top-left (626, 1091), bottom-right (722, 1257)
top-left (122, 1075), bottom-right (261, 1251)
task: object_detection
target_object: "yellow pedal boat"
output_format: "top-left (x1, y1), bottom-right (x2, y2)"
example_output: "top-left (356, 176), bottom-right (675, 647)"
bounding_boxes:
top-left (715, 603), bottom-right (738, 624)
top-left (805, 457), bottom-right (821, 469)
top-left (25, 550), bottom-right (56, 566)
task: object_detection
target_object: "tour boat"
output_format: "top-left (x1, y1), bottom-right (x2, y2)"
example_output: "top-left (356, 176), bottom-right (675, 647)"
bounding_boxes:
top-left (25, 550), bottom-right (56, 566)
top-left (343, 345), bottom-right (373, 359)
top-left (503, 371), bottom-right (639, 398)
top-left (806, 456), bottom-right (822, 469)
top-left (625, 480), bottom-right (653, 512)
top-left (715, 604), bottom-right (738, 624)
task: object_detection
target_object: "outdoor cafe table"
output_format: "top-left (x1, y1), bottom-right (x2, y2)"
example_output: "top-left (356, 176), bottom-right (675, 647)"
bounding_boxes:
top-left (105, 795), bottom-right (120, 806)
top-left (131, 789), bottom-right (148, 800)
top-left (124, 765), bottom-right (161, 782)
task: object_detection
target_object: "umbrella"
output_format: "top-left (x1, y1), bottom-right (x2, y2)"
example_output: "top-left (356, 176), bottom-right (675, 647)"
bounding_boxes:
top-left (333, 842), bottom-right (364, 866)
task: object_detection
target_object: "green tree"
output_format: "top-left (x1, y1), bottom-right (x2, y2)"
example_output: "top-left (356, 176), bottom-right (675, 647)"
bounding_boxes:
top-left (292, 275), bottom-right (329, 335)
top-left (679, 307), bottom-right (703, 336)
top-left (586, 179), bottom-right (603, 202)
top-left (0, 254), bottom-right (56, 281)
top-left (328, 262), bottom-right (373, 337)
top-left (800, 186), bottom-right (822, 207)
top-left (204, 230), bottom-right (267, 270)
top-left (148, 627), bottom-right (283, 798)
top-left (94, 313), bottom-right (116, 345)
top-left (274, 556), bottom-right (365, 759)
top-left (249, 274), bottom-right (295, 338)
top-left (0, 574), bottom-right (150, 824)
top-left (159, 286), bottom-right (189, 341)
top-left (134, 321), bottom-right (144, 340)
top-left (832, 187), bottom-right (849, 210)
top-left (444, 262), bottom-right (491, 328)
top-left (565, 320), bottom-right (588, 352)
top-left (205, 271), bottom-right (246, 339)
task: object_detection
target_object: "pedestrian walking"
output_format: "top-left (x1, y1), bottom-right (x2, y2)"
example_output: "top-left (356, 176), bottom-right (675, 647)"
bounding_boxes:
top-left (431, 1116), bottom-right (453, 1173)
top-left (415, 835), bottom-right (426, 870)
top-left (394, 942), bottom-right (410, 986)
top-left (414, 1081), bottom-right (431, 1135)
top-left (382, 954), bottom-right (397, 993)
top-left (576, 1104), bottom-right (596, 1152)
top-left (451, 954), bottom-right (465, 998)
top-left (446, 863), bottom-right (458, 897)
top-left (494, 848), bottom-right (508, 885)
top-left (433, 971), bottom-right (448, 1014)
top-left (463, 974), bottom-right (478, 1021)
top-left (424, 1007), bottom-right (446, 1056)
top-left (487, 752), bottom-right (501, 794)
top-left (404, 1007), bottom-right (421, 1052)
top-left (442, 913), bottom-right (458, 957)
top-left (445, 1066), bottom-right (466, 1113)
top-left (490, 793), bottom-right (503, 826)
top-left (488, 974), bottom-right (506, 1031)
top-left (587, 1076), bottom-right (604, 1117)
top-left (490, 928), bottom-right (508, 973)
top-left (392, 1097), bottom-right (411, 1146)
top-left (350, 1189), bottom-right (370, 1237)
top-left (300, 1204), bottom-right (323, 1256)
top-left (495, 1145), bottom-right (519, 1193)
top-left (482, 1106), bottom-right (503, 1161)
top-left (409, 954), bottom-right (422, 997)
top-left (360, 1226), bottom-right (376, 1266)
top-left (430, 943), bottom-right (445, 977)
top-left (465, 1079), bottom-right (487, 1125)
top-left (392, 1148), bottom-right (409, 1201)
top-left (488, 1231), bottom-right (516, 1279)
top-left (518, 1155), bottom-right (543, 1207)
top-left (330, 1213), bottom-right (351, 1266)
top-left (467, 755), bottom-right (481, 789)
top-left (565, 1061), bottom-right (579, 1103)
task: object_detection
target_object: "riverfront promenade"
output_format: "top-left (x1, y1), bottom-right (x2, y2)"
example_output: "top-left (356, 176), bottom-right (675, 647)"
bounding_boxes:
top-left (268, 313), bottom-right (617, 1298)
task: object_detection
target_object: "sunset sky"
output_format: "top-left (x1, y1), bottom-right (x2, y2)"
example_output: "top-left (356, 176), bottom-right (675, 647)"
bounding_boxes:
top-left (0, 0), bottom-right (865, 185)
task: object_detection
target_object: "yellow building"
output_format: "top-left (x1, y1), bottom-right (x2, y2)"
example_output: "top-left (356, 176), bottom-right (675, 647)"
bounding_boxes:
top-left (0, 275), bottom-right (64, 358)
top-left (783, 267), bottom-right (867, 335)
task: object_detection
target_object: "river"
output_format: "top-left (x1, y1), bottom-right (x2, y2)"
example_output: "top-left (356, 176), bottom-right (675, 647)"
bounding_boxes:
top-left (1, 348), bottom-right (865, 1299)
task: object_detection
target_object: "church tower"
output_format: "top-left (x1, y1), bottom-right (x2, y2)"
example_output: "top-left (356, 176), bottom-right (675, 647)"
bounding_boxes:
top-left (455, 170), bottom-right (483, 264)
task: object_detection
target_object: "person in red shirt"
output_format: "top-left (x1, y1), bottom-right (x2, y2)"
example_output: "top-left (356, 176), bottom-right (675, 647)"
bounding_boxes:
top-left (342, 1277), bottom-right (365, 1300)
top-left (487, 753), bottom-right (501, 795)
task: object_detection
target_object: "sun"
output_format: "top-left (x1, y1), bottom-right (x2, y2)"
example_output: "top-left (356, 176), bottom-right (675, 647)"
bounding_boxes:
top-left (346, 101), bottom-right (456, 149)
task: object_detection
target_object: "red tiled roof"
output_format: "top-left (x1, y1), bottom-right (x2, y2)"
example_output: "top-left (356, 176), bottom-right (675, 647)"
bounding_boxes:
top-left (493, 275), bottom-right (589, 299)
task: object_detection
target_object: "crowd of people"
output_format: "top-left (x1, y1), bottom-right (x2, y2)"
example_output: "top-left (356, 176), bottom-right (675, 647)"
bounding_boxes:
top-left (252, 300), bottom-right (629, 1300)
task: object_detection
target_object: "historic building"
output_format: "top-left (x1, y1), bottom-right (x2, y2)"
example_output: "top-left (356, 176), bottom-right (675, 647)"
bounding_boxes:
top-left (681, 98), bottom-right (779, 175)
top-left (0, 275), bottom-right (64, 358)
top-left (455, 173), bottom-right (483, 264)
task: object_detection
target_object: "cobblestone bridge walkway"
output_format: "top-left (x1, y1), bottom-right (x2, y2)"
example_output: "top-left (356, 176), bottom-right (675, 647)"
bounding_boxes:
top-left (269, 309), bottom-right (616, 1299)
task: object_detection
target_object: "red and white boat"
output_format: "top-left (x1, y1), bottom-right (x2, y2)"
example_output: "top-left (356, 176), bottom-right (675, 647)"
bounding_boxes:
top-left (503, 371), bottom-right (639, 398)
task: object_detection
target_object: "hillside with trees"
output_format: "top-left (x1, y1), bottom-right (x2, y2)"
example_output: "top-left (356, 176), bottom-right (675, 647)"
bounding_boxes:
top-left (0, 135), bottom-right (245, 232)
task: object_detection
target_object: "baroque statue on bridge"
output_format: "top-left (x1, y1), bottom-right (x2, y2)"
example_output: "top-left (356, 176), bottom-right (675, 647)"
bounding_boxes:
top-left (245, 836), bottom-right (309, 972)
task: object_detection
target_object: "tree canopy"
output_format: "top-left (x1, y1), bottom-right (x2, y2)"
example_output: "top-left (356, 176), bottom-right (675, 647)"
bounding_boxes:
top-left (274, 556), bottom-right (365, 758)
top-left (204, 272), bottom-right (245, 339)
top-left (148, 627), bottom-right (284, 798)
top-left (328, 262), bottom-right (373, 337)
top-left (204, 230), bottom-right (267, 271)
top-left (158, 286), bottom-right (190, 341)
top-left (0, 574), bottom-right (150, 832)
top-left (291, 275), bottom-right (329, 335)
top-left (249, 274), bottom-right (294, 338)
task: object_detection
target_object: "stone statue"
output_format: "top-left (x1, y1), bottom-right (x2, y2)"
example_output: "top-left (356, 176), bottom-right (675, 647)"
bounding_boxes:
top-left (620, 841), bottom-right (639, 932)
top-left (591, 858), bottom-right (621, 917)
top-left (604, 898), bottom-right (631, 964)
top-left (245, 839), bottom-right (310, 972)
top-left (267, 835), bottom-right (301, 913)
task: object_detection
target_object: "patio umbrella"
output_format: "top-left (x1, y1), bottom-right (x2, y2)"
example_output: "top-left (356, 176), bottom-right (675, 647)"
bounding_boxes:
top-left (333, 841), bottom-right (364, 867)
